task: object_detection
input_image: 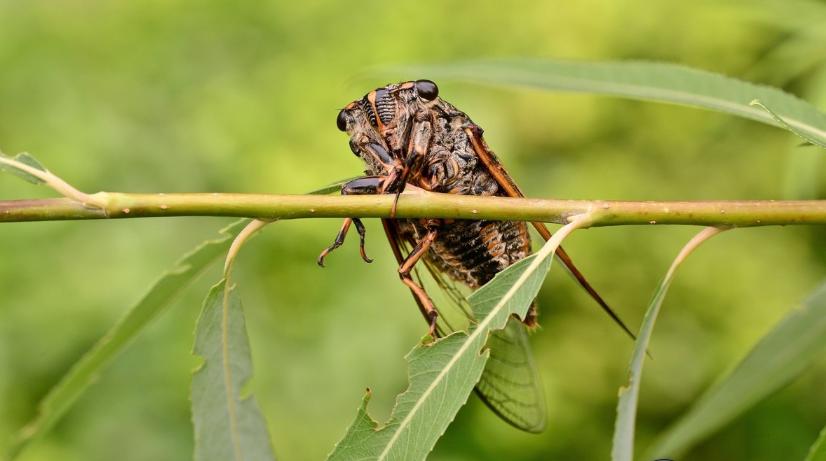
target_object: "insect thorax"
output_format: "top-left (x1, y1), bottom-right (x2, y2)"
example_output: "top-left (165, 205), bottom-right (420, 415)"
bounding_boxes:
top-left (399, 110), bottom-right (532, 288)
top-left (421, 114), bottom-right (500, 196)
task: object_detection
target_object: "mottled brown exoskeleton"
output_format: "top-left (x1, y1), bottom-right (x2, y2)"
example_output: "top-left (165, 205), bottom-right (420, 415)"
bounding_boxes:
top-left (318, 80), bottom-right (633, 432)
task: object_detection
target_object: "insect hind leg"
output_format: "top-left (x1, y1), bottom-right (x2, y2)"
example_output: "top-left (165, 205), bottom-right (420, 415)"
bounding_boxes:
top-left (397, 225), bottom-right (440, 336)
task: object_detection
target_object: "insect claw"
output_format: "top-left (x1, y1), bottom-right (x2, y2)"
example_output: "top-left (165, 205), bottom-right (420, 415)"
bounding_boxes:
top-left (352, 218), bottom-right (372, 263)
top-left (317, 239), bottom-right (343, 267)
top-left (316, 248), bottom-right (331, 267)
top-left (359, 248), bottom-right (373, 264)
top-left (317, 218), bottom-right (353, 268)
top-left (427, 311), bottom-right (439, 338)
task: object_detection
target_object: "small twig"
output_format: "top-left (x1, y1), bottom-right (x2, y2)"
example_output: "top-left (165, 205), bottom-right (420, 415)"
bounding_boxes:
top-left (224, 219), bottom-right (272, 276)
top-left (0, 155), bottom-right (106, 209)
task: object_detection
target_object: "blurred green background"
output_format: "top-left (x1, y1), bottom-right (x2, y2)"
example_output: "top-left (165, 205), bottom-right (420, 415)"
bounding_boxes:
top-left (1, 0), bottom-right (825, 460)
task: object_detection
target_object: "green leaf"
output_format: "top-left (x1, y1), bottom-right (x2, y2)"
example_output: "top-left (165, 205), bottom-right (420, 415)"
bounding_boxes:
top-left (192, 280), bottom-right (275, 461)
top-left (384, 58), bottom-right (826, 146)
top-left (5, 219), bottom-right (248, 460)
top-left (612, 228), bottom-right (721, 461)
top-left (751, 99), bottom-right (826, 149)
top-left (805, 425), bottom-right (826, 461)
top-left (0, 151), bottom-right (48, 185)
top-left (611, 270), bottom-right (674, 461)
top-left (648, 281), bottom-right (826, 459)
top-left (328, 220), bottom-right (581, 461)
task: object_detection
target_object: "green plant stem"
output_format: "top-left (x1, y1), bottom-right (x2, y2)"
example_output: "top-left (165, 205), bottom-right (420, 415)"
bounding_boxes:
top-left (0, 192), bottom-right (825, 227)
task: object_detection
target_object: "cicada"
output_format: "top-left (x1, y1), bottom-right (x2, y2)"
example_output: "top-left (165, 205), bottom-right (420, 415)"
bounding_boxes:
top-left (318, 80), bottom-right (633, 432)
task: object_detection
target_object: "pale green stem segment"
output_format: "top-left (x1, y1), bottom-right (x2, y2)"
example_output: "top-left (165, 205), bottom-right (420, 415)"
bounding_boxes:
top-left (224, 219), bottom-right (273, 275)
top-left (1, 193), bottom-right (825, 227)
top-left (0, 154), bottom-right (105, 208)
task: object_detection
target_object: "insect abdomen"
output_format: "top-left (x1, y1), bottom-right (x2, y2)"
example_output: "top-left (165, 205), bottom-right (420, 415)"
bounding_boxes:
top-left (423, 220), bottom-right (531, 288)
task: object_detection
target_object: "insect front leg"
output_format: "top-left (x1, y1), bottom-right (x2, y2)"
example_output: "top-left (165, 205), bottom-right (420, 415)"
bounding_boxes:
top-left (385, 112), bottom-right (435, 216)
top-left (406, 109), bottom-right (434, 167)
top-left (397, 221), bottom-right (441, 337)
top-left (316, 176), bottom-right (384, 267)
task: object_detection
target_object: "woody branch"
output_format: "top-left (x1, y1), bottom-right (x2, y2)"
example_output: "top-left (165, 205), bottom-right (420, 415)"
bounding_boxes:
top-left (1, 192), bottom-right (825, 227)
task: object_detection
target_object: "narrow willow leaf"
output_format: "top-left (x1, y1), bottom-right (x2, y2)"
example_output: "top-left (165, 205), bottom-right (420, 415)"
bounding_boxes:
top-left (6, 219), bottom-right (248, 460)
top-left (328, 219), bottom-right (583, 461)
top-left (0, 152), bottom-right (47, 184)
top-left (192, 280), bottom-right (275, 461)
top-left (383, 59), bottom-right (826, 146)
top-left (612, 228), bottom-right (722, 461)
top-left (751, 99), bottom-right (826, 149)
top-left (648, 281), bottom-right (826, 459)
top-left (805, 426), bottom-right (826, 461)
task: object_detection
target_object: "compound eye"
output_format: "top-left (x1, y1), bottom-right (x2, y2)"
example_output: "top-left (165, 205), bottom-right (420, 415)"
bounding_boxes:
top-left (415, 80), bottom-right (438, 101)
top-left (336, 110), bottom-right (348, 131)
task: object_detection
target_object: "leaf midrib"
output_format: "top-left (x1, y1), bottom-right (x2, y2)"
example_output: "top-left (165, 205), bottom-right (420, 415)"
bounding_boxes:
top-left (222, 283), bottom-right (244, 461)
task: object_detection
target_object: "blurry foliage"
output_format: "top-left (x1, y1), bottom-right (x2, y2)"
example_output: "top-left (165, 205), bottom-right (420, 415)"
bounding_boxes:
top-left (0, 0), bottom-right (825, 460)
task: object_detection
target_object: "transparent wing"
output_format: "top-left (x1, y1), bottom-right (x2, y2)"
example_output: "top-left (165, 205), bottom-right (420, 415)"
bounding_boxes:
top-left (383, 219), bottom-right (547, 432)
top-left (475, 315), bottom-right (547, 432)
